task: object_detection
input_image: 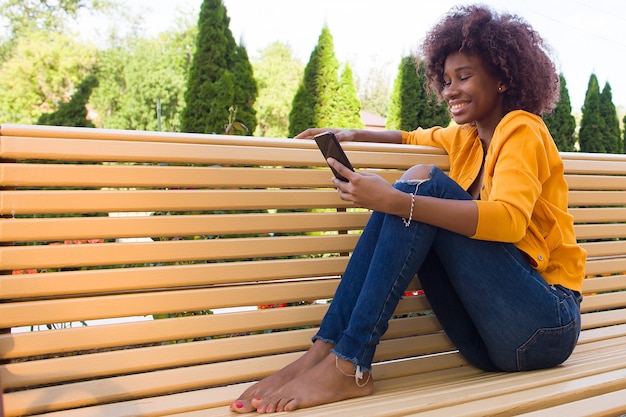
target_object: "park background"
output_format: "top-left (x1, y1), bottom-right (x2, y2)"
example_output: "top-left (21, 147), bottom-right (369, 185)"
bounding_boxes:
top-left (1, 0), bottom-right (624, 153)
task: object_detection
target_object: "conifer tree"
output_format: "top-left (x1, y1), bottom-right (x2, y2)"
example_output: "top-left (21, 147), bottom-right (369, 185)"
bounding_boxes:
top-left (579, 74), bottom-right (605, 153)
top-left (336, 63), bottom-right (364, 129)
top-left (231, 44), bottom-right (258, 134)
top-left (386, 55), bottom-right (449, 131)
top-left (600, 82), bottom-right (621, 153)
top-left (181, 0), bottom-right (256, 135)
top-left (544, 74), bottom-right (576, 152)
top-left (37, 75), bottom-right (98, 127)
top-left (288, 26), bottom-right (341, 137)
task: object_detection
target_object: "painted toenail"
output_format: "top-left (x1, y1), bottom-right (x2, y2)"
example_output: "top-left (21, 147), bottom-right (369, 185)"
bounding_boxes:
top-left (234, 401), bottom-right (244, 408)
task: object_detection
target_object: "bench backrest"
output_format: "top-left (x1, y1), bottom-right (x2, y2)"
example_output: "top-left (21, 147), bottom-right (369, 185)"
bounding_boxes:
top-left (1, 124), bottom-right (625, 416)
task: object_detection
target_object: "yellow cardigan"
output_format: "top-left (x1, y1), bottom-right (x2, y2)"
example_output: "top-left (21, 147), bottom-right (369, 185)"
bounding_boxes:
top-left (401, 110), bottom-right (586, 293)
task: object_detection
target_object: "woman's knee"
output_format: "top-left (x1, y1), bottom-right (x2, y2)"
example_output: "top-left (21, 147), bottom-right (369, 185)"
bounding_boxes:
top-left (400, 164), bottom-right (433, 181)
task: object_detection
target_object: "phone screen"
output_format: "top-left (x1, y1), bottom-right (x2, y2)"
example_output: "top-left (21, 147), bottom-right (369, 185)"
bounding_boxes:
top-left (314, 132), bottom-right (355, 182)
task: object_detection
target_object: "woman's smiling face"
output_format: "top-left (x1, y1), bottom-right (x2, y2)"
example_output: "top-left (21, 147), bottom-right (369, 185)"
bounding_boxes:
top-left (442, 51), bottom-right (507, 138)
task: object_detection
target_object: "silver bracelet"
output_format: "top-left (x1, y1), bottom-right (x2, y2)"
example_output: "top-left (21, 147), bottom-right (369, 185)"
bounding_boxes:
top-left (402, 193), bottom-right (416, 227)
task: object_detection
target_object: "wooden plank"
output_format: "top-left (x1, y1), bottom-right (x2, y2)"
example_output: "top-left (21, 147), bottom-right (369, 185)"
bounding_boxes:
top-left (582, 275), bottom-right (626, 293)
top-left (580, 241), bottom-right (626, 259)
top-left (0, 211), bottom-right (370, 242)
top-left (570, 207), bottom-right (626, 224)
top-left (568, 190), bottom-right (626, 206)
top-left (0, 163), bottom-right (405, 189)
top-left (0, 257), bottom-right (350, 298)
top-left (581, 291), bottom-right (626, 313)
top-left (584, 257), bottom-right (626, 276)
top-left (0, 189), bottom-right (351, 215)
top-left (0, 304), bottom-right (328, 359)
top-left (0, 280), bottom-right (340, 328)
top-left (582, 310), bottom-right (626, 330)
top-left (575, 223), bottom-right (626, 240)
top-left (563, 157), bottom-right (626, 174)
top-left (0, 234), bottom-right (360, 270)
top-left (565, 174), bottom-right (626, 190)
top-left (0, 124), bottom-right (448, 157)
top-left (517, 387), bottom-right (626, 416)
top-left (0, 136), bottom-right (448, 171)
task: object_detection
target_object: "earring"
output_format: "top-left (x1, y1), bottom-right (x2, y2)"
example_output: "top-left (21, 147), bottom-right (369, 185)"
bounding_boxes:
top-left (498, 86), bottom-right (503, 92)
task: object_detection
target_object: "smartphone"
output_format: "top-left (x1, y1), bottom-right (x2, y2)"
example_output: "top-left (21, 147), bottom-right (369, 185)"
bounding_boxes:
top-left (314, 131), bottom-right (355, 182)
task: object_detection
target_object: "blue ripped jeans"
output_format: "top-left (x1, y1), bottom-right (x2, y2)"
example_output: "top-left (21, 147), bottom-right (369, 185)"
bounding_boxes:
top-left (313, 166), bottom-right (581, 373)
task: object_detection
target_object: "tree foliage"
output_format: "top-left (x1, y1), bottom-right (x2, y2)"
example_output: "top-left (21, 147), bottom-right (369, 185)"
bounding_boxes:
top-left (0, 30), bottom-right (96, 124)
top-left (336, 63), bottom-right (363, 129)
top-left (600, 82), bottom-right (622, 153)
top-left (180, 0), bottom-right (256, 135)
top-left (37, 74), bottom-right (98, 127)
top-left (386, 55), bottom-right (449, 131)
top-left (579, 74), bottom-right (605, 153)
top-left (90, 27), bottom-right (193, 131)
top-left (0, 0), bottom-right (114, 61)
top-left (544, 74), bottom-right (576, 152)
top-left (252, 42), bottom-right (303, 138)
top-left (289, 26), bottom-right (361, 136)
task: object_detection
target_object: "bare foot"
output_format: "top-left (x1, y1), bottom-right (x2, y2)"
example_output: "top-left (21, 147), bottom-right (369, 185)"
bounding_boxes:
top-left (251, 353), bottom-right (374, 413)
top-left (230, 339), bottom-right (333, 413)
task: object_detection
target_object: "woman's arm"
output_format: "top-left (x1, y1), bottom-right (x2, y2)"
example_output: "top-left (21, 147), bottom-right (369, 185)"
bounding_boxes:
top-left (295, 128), bottom-right (403, 144)
top-left (329, 158), bottom-right (479, 237)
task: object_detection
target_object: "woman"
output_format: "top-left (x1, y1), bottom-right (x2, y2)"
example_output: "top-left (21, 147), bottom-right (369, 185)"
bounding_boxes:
top-left (230, 4), bottom-right (586, 413)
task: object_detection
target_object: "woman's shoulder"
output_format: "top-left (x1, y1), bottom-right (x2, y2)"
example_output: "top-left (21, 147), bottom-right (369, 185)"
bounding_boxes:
top-left (497, 110), bottom-right (550, 136)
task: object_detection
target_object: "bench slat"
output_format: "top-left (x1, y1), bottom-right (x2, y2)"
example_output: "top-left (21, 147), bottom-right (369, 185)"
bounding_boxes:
top-left (0, 234), bottom-right (360, 270)
top-left (0, 257), bottom-right (349, 298)
top-left (0, 136), bottom-right (449, 171)
top-left (0, 211), bottom-right (370, 242)
top-left (575, 223), bottom-right (626, 240)
top-left (569, 190), bottom-right (626, 206)
top-left (569, 207), bottom-right (626, 223)
top-left (565, 174), bottom-right (626, 190)
top-left (0, 163), bottom-right (407, 189)
top-left (0, 280), bottom-right (341, 327)
top-left (0, 189), bottom-right (351, 215)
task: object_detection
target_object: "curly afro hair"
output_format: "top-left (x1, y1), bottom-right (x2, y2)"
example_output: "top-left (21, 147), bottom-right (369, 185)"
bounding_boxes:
top-left (421, 4), bottom-right (560, 116)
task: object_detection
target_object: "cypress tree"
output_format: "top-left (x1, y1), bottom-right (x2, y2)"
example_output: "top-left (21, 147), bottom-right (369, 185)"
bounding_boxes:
top-left (386, 55), bottom-right (449, 131)
top-left (599, 82), bottom-right (621, 153)
top-left (579, 74), bottom-right (605, 153)
top-left (37, 74), bottom-right (98, 127)
top-left (181, 0), bottom-right (256, 135)
top-left (336, 63), bottom-right (363, 129)
top-left (231, 44), bottom-right (258, 135)
top-left (288, 25), bottom-right (341, 137)
top-left (544, 74), bottom-right (576, 152)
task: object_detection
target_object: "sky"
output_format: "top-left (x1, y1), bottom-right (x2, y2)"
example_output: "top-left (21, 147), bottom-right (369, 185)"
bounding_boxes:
top-left (78, 0), bottom-right (626, 112)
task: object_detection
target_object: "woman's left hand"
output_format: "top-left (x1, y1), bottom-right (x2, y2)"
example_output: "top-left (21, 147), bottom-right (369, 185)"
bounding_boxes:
top-left (328, 158), bottom-right (399, 213)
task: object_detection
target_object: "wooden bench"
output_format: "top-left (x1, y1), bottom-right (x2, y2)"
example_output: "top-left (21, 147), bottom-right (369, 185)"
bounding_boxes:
top-left (0, 123), bottom-right (625, 417)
